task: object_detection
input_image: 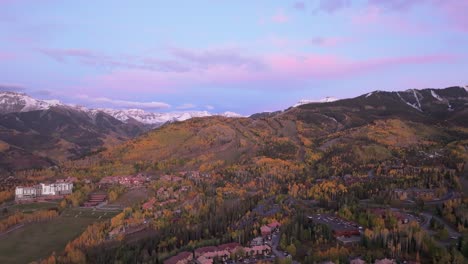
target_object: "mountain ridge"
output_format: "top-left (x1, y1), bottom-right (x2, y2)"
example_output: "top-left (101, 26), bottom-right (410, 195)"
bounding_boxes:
top-left (59, 86), bottom-right (468, 179)
top-left (0, 92), bottom-right (243, 126)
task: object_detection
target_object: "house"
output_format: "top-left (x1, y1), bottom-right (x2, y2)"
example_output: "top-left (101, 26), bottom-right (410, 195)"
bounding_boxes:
top-left (267, 221), bottom-right (281, 233)
top-left (84, 193), bottom-right (107, 207)
top-left (245, 245), bottom-right (271, 256)
top-left (308, 214), bottom-right (362, 237)
top-left (57, 177), bottom-right (78, 183)
top-left (375, 258), bottom-right (396, 264)
top-left (196, 255), bottom-right (213, 264)
top-left (109, 226), bottom-right (123, 238)
top-left (164, 252), bottom-right (193, 264)
top-left (250, 237), bottom-right (263, 246)
top-left (350, 258), bottom-right (366, 264)
top-left (99, 174), bottom-right (148, 187)
top-left (336, 235), bottom-right (361, 246)
top-left (40, 182), bottom-right (73, 196)
top-left (160, 175), bottom-right (183, 182)
top-left (15, 186), bottom-right (42, 199)
top-left (142, 197), bottom-right (156, 210)
top-left (15, 179), bottom-right (73, 201)
top-left (260, 225), bottom-right (272, 237)
top-left (217, 242), bottom-right (241, 252)
top-left (195, 246), bottom-right (219, 258)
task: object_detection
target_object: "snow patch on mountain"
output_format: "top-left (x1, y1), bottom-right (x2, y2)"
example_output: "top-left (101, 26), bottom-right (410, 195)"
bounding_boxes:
top-left (0, 92), bottom-right (63, 114)
top-left (412, 89), bottom-right (423, 111)
top-left (220, 111), bottom-right (243, 118)
top-left (397, 92), bottom-right (422, 112)
top-left (294, 97), bottom-right (339, 107)
top-left (430, 90), bottom-right (443, 101)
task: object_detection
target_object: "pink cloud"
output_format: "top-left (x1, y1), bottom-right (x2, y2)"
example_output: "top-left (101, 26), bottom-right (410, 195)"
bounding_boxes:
top-left (84, 51), bottom-right (457, 93)
top-left (271, 11), bottom-right (289, 23)
top-left (0, 51), bottom-right (16, 60)
top-left (351, 5), bottom-right (428, 34)
top-left (437, 1), bottom-right (468, 32)
top-left (358, 1), bottom-right (468, 33)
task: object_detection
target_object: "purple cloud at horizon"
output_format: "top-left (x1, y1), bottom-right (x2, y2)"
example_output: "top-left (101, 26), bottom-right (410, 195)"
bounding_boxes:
top-left (293, 1), bottom-right (306, 10)
top-left (81, 51), bottom-right (458, 94)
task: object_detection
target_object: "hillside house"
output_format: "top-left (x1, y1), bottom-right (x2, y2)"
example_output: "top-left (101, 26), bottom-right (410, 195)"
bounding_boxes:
top-left (375, 258), bottom-right (397, 264)
top-left (195, 246), bottom-right (219, 258)
top-left (350, 258), bottom-right (366, 264)
top-left (84, 193), bottom-right (107, 207)
top-left (245, 245), bottom-right (271, 256)
top-left (260, 225), bottom-right (272, 237)
top-left (15, 185), bottom-right (42, 199)
top-left (308, 214), bottom-right (362, 237)
top-left (142, 197), bottom-right (156, 210)
top-left (336, 235), bottom-right (362, 246)
top-left (99, 174), bottom-right (148, 187)
top-left (250, 237), bottom-right (263, 246)
top-left (40, 182), bottom-right (73, 195)
top-left (164, 251), bottom-right (193, 264)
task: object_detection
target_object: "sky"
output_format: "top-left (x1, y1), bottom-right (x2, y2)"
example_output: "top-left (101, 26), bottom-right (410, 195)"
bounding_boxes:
top-left (0, 0), bottom-right (467, 115)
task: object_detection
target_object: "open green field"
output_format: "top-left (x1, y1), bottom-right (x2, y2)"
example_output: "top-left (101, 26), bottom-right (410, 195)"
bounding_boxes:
top-left (0, 208), bottom-right (118, 264)
top-left (110, 187), bottom-right (149, 208)
top-left (0, 217), bottom-right (93, 264)
top-left (12, 202), bottom-right (58, 211)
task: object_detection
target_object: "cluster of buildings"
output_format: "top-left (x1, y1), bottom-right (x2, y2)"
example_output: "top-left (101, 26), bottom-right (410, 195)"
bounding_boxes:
top-left (308, 214), bottom-right (363, 246)
top-left (99, 174), bottom-right (149, 187)
top-left (15, 179), bottom-right (74, 202)
top-left (164, 242), bottom-right (272, 264)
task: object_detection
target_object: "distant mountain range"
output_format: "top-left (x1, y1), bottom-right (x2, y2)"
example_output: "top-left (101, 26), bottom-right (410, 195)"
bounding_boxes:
top-left (0, 86), bottom-right (467, 174)
top-left (0, 92), bottom-right (243, 126)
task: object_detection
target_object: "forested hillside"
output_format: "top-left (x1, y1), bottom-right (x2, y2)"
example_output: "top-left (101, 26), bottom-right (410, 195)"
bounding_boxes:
top-left (57, 86), bottom-right (467, 179)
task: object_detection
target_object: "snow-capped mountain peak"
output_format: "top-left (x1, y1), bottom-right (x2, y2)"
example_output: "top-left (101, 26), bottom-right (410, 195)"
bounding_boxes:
top-left (0, 92), bottom-right (64, 114)
top-left (220, 111), bottom-right (244, 118)
top-left (0, 91), bottom-right (243, 126)
top-left (293, 97), bottom-right (339, 107)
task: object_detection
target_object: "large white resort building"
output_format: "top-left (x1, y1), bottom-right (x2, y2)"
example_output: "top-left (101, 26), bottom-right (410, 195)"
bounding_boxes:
top-left (15, 181), bottom-right (73, 200)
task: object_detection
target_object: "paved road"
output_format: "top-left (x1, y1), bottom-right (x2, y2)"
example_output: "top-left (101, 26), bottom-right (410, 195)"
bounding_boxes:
top-left (270, 232), bottom-right (299, 264)
top-left (359, 191), bottom-right (460, 208)
top-left (420, 211), bottom-right (461, 239)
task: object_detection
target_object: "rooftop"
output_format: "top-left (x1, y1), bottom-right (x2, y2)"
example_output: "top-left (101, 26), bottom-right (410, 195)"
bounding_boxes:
top-left (308, 214), bottom-right (362, 232)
